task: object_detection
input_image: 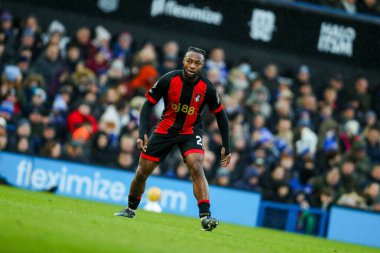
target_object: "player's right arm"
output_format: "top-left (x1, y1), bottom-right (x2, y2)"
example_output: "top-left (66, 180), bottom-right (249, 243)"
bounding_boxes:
top-left (137, 73), bottom-right (170, 152)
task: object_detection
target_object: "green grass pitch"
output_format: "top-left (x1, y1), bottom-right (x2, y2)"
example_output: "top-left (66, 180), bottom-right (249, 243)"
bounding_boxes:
top-left (1, 185), bottom-right (379, 253)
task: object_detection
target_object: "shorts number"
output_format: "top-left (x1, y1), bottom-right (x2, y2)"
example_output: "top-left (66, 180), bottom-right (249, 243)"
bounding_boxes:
top-left (196, 135), bottom-right (203, 146)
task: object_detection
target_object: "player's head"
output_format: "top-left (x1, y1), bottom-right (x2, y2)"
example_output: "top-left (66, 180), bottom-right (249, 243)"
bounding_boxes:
top-left (183, 47), bottom-right (206, 80)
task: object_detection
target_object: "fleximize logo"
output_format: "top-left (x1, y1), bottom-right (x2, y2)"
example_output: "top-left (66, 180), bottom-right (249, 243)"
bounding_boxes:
top-left (150, 0), bottom-right (223, 26)
top-left (14, 159), bottom-right (188, 211)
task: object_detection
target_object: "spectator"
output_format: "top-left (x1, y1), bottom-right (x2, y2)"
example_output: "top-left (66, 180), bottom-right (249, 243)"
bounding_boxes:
top-left (62, 140), bottom-right (87, 163)
top-left (40, 140), bottom-right (62, 159)
top-left (34, 43), bottom-right (63, 96)
top-left (311, 167), bottom-right (342, 204)
top-left (0, 117), bottom-right (7, 151)
top-left (234, 168), bottom-right (262, 192)
top-left (117, 152), bottom-right (135, 170)
top-left (262, 63), bottom-right (279, 94)
top-left (113, 32), bottom-right (134, 64)
top-left (90, 131), bottom-right (115, 166)
top-left (339, 160), bottom-right (359, 193)
top-left (362, 182), bottom-right (380, 210)
top-left (205, 47), bottom-right (228, 85)
top-left (67, 100), bottom-right (98, 134)
top-left (365, 126), bottom-right (380, 163)
top-left (347, 76), bottom-right (371, 113)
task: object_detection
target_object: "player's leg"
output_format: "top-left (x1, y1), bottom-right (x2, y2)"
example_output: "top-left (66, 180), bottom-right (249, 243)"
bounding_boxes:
top-left (185, 152), bottom-right (209, 212)
top-left (128, 157), bottom-right (159, 208)
top-left (180, 134), bottom-right (219, 231)
top-left (114, 157), bottom-right (158, 218)
top-left (185, 153), bottom-right (219, 231)
top-left (115, 133), bottom-right (173, 218)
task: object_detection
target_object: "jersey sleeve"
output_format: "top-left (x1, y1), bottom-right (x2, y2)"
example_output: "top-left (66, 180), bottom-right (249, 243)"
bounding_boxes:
top-left (145, 74), bottom-right (169, 105)
top-left (207, 85), bottom-right (223, 114)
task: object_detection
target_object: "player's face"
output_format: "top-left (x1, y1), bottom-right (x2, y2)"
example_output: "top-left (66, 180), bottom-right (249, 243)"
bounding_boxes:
top-left (183, 52), bottom-right (204, 80)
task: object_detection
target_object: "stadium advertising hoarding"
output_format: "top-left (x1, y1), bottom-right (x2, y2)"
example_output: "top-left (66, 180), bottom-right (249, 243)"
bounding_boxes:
top-left (0, 152), bottom-right (260, 226)
top-left (7, 0), bottom-right (380, 68)
top-left (327, 206), bottom-right (380, 248)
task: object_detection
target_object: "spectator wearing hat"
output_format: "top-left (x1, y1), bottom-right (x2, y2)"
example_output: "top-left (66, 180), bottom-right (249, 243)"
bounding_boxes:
top-left (22, 87), bottom-right (48, 118)
top-left (1, 65), bottom-right (23, 105)
top-left (43, 20), bottom-right (70, 55)
top-left (51, 85), bottom-right (71, 117)
top-left (339, 119), bottom-right (360, 152)
top-left (293, 65), bottom-right (313, 96)
top-left (92, 26), bottom-right (111, 58)
top-left (213, 168), bottom-right (231, 187)
top-left (1, 11), bottom-right (17, 60)
top-left (67, 101), bottom-right (98, 134)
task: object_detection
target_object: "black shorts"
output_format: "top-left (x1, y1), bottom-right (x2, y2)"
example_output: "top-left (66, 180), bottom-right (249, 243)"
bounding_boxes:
top-left (141, 133), bottom-right (204, 162)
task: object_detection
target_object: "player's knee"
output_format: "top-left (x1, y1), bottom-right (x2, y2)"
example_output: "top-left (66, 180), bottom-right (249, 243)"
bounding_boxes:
top-left (188, 160), bottom-right (204, 178)
top-left (135, 167), bottom-right (150, 181)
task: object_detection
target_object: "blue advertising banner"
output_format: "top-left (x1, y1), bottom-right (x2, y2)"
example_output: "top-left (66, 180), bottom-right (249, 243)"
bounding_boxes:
top-left (0, 152), bottom-right (260, 226)
top-left (327, 206), bottom-right (380, 248)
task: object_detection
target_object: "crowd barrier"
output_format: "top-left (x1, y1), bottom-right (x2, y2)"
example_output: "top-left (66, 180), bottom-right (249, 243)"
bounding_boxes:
top-left (327, 206), bottom-right (380, 248)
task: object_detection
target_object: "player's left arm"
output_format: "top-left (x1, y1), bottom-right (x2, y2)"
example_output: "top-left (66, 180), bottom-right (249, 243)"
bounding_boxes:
top-left (215, 109), bottom-right (232, 167)
top-left (206, 83), bottom-right (231, 167)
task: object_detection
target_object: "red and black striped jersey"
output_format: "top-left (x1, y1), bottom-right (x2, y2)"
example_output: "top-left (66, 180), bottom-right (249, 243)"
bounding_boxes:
top-left (145, 70), bottom-right (223, 135)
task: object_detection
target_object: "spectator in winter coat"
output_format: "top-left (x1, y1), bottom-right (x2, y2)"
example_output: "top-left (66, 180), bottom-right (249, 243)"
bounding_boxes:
top-left (67, 101), bottom-right (97, 134)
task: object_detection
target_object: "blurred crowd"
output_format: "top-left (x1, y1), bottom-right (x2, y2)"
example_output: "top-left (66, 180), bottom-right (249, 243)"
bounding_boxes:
top-left (282, 0), bottom-right (380, 16)
top-left (0, 10), bottom-right (379, 212)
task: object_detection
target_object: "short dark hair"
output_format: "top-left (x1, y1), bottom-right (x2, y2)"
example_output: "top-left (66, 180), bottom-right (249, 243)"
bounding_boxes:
top-left (186, 47), bottom-right (206, 58)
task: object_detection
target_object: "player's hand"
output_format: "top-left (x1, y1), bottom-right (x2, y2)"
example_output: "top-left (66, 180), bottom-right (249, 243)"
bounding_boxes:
top-left (137, 134), bottom-right (149, 153)
top-left (220, 147), bottom-right (231, 167)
